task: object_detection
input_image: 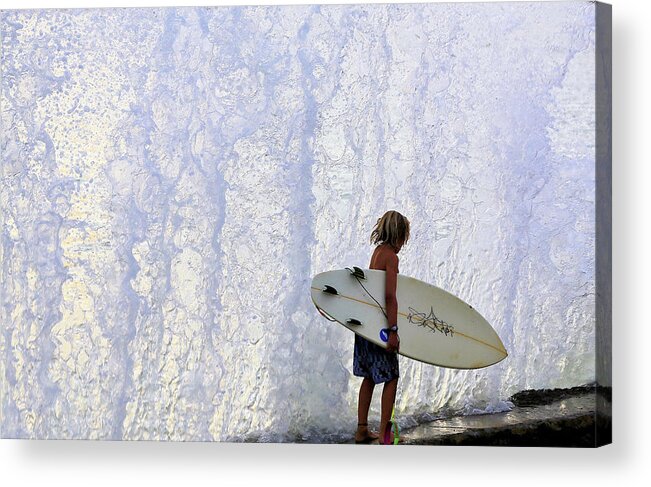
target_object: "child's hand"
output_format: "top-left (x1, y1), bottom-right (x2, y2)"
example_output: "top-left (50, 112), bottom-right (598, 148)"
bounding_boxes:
top-left (387, 331), bottom-right (400, 353)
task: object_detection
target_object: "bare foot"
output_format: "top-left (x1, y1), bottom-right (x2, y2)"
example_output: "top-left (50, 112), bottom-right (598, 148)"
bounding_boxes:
top-left (355, 424), bottom-right (379, 444)
top-left (378, 423), bottom-right (400, 445)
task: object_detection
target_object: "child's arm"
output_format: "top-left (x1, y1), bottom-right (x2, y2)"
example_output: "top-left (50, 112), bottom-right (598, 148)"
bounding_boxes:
top-left (384, 253), bottom-right (400, 352)
top-left (385, 253), bottom-right (398, 326)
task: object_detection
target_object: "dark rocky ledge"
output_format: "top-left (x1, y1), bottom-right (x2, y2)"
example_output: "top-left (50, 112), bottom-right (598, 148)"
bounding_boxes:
top-left (397, 384), bottom-right (611, 447)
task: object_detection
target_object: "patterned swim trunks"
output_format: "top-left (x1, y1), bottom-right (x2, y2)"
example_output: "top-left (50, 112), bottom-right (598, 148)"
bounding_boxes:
top-left (353, 333), bottom-right (399, 384)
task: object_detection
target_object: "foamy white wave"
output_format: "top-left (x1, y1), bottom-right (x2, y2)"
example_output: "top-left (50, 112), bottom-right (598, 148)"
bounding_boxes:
top-left (1, 2), bottom-right (596, 440)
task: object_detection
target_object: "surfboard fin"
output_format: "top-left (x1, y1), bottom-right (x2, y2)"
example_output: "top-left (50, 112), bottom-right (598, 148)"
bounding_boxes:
top-left (345, 266), bottom-right (366, 279)
top-left (322, 285), bottom-right (338, 295)
top-left (346, 318), bottom-right (363, 326)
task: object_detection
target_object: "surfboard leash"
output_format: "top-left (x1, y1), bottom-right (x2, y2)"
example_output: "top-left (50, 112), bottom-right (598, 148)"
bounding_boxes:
top-left (351, 274), bottom-right (388, 320)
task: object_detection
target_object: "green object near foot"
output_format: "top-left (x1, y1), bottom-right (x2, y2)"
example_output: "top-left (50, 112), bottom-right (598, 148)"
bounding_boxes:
top-left (391, 406), bottom-right (400, 445)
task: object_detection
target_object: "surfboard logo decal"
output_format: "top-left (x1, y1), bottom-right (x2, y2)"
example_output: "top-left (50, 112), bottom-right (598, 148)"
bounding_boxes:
top-left (407, 306), bottom-right (455, 337)
top-left (379, 329), bottom-right (390, 342)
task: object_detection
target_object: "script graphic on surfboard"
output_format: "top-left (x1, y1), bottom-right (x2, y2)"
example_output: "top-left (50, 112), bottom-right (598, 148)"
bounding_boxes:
top-left (310, 267), bottom-right (507, 369)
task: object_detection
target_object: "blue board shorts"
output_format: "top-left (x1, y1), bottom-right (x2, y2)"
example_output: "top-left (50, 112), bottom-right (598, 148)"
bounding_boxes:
top-left (353, 334), bottom-right (399, 384)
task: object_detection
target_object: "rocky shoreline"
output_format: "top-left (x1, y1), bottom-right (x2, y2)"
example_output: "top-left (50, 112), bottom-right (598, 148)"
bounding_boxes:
top-left (399, 384), bottom-right (611, 447)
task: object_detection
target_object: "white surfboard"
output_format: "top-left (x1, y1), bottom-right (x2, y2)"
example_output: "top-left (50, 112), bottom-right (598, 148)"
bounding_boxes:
top-left (310, 267), bottom-right (507, 369)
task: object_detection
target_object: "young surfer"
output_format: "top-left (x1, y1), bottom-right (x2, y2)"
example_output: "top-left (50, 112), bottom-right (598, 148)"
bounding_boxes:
top-left (354, 210), bottom-right (410, 445)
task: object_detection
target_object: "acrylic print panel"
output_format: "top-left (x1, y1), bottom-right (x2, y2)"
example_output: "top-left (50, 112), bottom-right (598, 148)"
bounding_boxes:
top-left (0, 2), bottom-right (610, 445)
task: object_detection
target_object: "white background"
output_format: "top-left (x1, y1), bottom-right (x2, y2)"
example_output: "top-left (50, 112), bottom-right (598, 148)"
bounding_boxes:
top-left (0, 0), bottom-right (647, 485)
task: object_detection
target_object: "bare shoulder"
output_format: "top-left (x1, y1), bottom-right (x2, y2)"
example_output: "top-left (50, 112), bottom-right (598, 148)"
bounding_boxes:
top-left (384, 248), bottom-right (399, 269)
top-left (370, 244), bottom-right (400, 270)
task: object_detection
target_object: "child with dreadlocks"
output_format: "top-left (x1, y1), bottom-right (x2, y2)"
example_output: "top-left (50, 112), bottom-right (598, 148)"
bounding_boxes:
top-left (354, 210), bottom-right (410, 445)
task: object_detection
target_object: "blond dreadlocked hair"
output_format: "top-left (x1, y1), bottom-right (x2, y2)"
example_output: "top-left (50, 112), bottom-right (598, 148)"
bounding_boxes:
top-left (370, 210), bottom-right (410, 250)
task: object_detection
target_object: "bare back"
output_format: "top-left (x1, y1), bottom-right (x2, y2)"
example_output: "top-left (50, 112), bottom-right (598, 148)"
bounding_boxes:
top-left (369, 244), bottom-right (400, 273)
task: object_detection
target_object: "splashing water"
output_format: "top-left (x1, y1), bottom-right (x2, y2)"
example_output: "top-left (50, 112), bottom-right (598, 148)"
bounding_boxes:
top-left (0, 3), bottom-right (596, 441)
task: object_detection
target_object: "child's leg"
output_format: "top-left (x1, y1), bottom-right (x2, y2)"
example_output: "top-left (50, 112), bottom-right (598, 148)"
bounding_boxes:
top-left (355, 377), bottom-right (376, 441)
top-left (357, 377), bottom-right (375, 424)
top-left (378, 378), bottom-right (398, 440)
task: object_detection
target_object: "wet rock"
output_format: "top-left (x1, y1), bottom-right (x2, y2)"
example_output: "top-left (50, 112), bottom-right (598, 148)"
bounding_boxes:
top-left (399, 385), bottom-right (611, 447)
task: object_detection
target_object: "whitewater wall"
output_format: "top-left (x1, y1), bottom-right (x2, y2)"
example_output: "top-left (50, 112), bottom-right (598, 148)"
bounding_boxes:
top-left (1, 3), bottom-right (596, 441)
